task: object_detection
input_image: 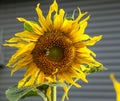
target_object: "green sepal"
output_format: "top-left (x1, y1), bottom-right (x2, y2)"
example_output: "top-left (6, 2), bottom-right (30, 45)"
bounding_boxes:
top-left (83, 65), bottom-right (107, 74)
top-left (24, 21), bottom-right (37, 32)
top-left (37, 84), bottom-right (49, 94)
top-left (66, 17), bottom-right (74, 21)
top-left (65, 9), bottom-right (76, 21)
top-left (21, 90), bottom-right (39, 99)
top-left (6, 82), bottom-right (66, 101)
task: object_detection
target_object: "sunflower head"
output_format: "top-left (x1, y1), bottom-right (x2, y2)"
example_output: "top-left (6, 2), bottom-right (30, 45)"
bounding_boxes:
top-left (4, 0), bottom-right (102, 88)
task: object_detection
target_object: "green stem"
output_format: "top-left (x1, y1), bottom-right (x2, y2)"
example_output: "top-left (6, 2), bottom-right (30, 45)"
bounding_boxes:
top-left (37, 91), bottom-right (47, 101)
top-left (51, 86), bottom-right (57, 101)
top-left (61, 78), bottom-right (79, 101)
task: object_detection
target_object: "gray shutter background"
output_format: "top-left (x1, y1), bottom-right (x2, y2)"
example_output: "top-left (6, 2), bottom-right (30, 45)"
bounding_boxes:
top-left (0, 0), bottom-right (120, 101)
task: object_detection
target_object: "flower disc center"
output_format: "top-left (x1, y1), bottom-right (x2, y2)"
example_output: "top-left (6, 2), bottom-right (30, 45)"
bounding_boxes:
top-left (46, 46), bottom-right (64, 61)
top-left (32, 31), bottom-right (75, 75)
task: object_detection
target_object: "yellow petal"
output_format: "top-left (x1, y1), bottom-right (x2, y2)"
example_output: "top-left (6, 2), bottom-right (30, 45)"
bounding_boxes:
top-left (18, 77), bottom-right (28, 88)
top-left (46, 0), bottom-right (58, 28)
top-left (5, 37), bottom-right (21, 43)
top-left (61, 19), bottom-right (74, 33)
top-left (53, 9), bottom-right (65, 30)
top-left (74, 54), bottom-right (96, 65)
top-left (11, 42), bottom-right (35, 60)
top-left (3, 43), bottom-right (19, 48)
top-left (15, 31), bottom-right (39, 42)
top-left (80, 65), bottom-right (91, 71)
top-left (74, 42), bottom-right (85, 49)
top-left (45, 77), bottom-right (54, 82)
top-left (11, 55), bottom-right (33, 76)
top-left (62, 73), bottom-right (81, 88)
top-left (7, 42), bottom-right (35, 67)
top-left (78, 22), bottom-right (88, 36)
top-left (18, 63), bottom-right (37, 88)
top-left (84, 35), bottom-right (102, 46)
top-left (46, 87), bottom-right (51, 101)
top-left (110, 74), bottom-right (120, 101)
top-left (36, 3), bottom-right (48, 31)
top-left (24, 70), bottom-right (39, 87)
top-left (72, 65), bottom-right (88, 83)
top-left (70, 32), bottom-right (89, 43)
top-left (24, 63), bottom-right (37, 77)
top-left (36, 72), bottom-right (45, 84)
top-left (79, 15), bottom-right (90, 25)
top-left (110, 74), bottom-right (120, 93)
top-left (3, 41), bottom-right (28, 49)
top-left (17, 17), bottom-right (43, 35)
top-left (74, 8), bottom-right (88, 22)
top-left (24, 65), bottom-right (40, 87)
top-left (63, 87), bottom-right (69, 100)
top-left (76, 47), bottom-right (96, 57)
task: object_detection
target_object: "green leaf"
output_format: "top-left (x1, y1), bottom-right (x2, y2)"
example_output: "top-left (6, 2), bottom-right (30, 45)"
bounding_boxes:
top-left (24, 21), bottom-right (37, 32)
top-left (24, 23), bottom-right (34, 32)
top-left (6, 85), bottom-right (42, 101)
top-left (6, 82), bottom-right (66, 101)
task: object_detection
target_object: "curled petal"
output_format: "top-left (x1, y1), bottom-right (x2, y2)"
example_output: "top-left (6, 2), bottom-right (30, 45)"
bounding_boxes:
top-left (17, 17), bottom-right (43, 35)
top-left (84, 35), bottom-right (102, 46)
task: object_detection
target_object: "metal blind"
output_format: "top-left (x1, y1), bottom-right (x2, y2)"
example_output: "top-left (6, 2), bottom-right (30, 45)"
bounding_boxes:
top-left (0, 0), bottom-right (120, 101)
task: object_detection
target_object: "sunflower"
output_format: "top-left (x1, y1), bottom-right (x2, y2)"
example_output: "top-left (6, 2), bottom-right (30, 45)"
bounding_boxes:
top-left (110, 74), bottom-right (120, 101)
top-left (4, 0), bottom-right (102, 88)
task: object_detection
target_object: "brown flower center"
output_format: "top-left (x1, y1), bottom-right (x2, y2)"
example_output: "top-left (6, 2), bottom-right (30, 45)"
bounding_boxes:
top-left (31, 31), bottom-right (75, 75)
top-left (46, 46), bottom-right (64, 61)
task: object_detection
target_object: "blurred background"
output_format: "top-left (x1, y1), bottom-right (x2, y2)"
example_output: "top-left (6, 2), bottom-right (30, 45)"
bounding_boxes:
top-left (0, 0), bottom-right (120, 101)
